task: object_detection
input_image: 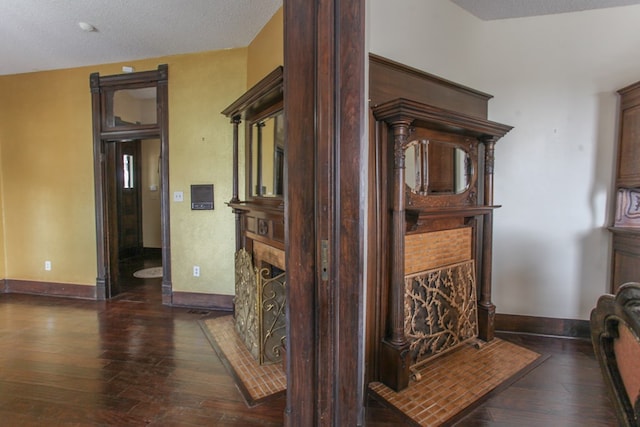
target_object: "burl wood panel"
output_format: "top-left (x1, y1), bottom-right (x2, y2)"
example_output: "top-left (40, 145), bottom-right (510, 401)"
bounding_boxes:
top-left (618, 105), bottom-right (640, 184)
top-left (404, 227), bottom-right (472, 275)
top-left (612, 234), bottom-right (640, 294)
top-left (253, 240), bottom-right (285, 271)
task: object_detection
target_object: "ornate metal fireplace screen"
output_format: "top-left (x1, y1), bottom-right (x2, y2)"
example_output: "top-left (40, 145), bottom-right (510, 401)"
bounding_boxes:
top-left (234, 249), bottom-right (286, 365)
top-left (404, 260), bottom-right (478, 368)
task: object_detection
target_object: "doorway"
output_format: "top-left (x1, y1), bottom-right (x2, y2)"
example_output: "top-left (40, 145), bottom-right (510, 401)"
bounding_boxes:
top-left (108, 138), bottom-right (163, 300)
top-left (90, 65), bottom-right (171, 302)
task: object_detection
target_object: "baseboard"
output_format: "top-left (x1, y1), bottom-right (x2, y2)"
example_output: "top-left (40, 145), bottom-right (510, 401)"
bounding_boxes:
top-left (495, 313), bottom-right (590, 339)
top-left (1, 280), bottom-right (233, 310)
top-left (4, 279), bottom-right (96, 300)
top-left (0, 281), bottom-right (588, 338)
top-left (171, 291), bottom-right (233, 311)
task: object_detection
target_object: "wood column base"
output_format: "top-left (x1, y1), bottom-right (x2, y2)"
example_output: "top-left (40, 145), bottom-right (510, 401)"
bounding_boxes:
top-left (379, 339), bottom-right (411, 391)
top-left (477, 302), bottom-right (495, 342)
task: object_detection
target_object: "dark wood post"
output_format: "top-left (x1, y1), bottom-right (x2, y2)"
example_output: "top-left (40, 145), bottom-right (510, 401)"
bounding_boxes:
top-left (157, 64), bottom-right (172, 305)
top-left (230, 116), bottom-right (242, 252)
top-left (256, 122), bottom-right (265, 196)
top-left (478, 136), bottom-right (497, 341)
top-left (483, 137), bottom-right (496, 206)
top-left (379, 119), bottom-right (412, 391)
top-left (285, 0), bottom-right (366, 424)
top-left (230, 116), bottom-right (241, 204)
top-left (90, 72), bottom-right (107, 300)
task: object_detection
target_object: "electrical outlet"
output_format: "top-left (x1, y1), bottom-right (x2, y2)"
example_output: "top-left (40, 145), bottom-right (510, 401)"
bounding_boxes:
top-left (44, 261), bottom-right (51, 271)
top-left (193, 266), bottom-right (200, 277)
top-left (173, 191), bottom-right (184, 202)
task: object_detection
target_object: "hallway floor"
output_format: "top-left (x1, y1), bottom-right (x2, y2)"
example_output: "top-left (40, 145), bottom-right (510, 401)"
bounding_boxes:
top-left (0, 276), bottom-right (617, 426)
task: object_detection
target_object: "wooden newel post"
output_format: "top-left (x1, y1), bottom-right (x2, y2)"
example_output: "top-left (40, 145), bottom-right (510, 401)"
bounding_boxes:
top-left (380, 119), bottom-right (412, 391)
top-left (478, 136), bottom-right (497, 341)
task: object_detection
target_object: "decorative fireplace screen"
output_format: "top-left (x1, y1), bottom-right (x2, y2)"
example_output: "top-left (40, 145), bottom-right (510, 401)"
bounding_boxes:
top-left (234, 249), bottom-right (286, 365)
top-left (404, 260), bottom-right (478, 367)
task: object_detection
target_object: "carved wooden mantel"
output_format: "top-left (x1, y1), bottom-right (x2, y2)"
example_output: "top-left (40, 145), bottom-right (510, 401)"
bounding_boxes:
top-left (371, 95), bottom-right (512, 391)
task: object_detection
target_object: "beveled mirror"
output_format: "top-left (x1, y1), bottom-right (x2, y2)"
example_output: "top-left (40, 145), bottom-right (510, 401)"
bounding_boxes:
top-left (249, 111), bottom-right (284, 197)
top-left (405, 139), bottom-right (473, 195)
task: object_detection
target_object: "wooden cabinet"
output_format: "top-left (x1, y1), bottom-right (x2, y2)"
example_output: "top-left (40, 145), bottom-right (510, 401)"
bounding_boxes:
top-left (610, 81), bottom-right (640, 293)
top-left (365, 55), bottom-right (512, 391)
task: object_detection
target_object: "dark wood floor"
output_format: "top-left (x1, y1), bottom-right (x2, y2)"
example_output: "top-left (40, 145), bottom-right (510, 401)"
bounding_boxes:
top-left (0, 260), bottom-right (617, 426)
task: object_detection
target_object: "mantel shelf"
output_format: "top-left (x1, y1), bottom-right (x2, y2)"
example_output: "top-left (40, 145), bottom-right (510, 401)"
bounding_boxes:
top-left (406, 205), bottom-right (500, 219)
top-left (228, 199), bottom-right (284, 214)
top-left (608, 226), bottom-right (640, 235)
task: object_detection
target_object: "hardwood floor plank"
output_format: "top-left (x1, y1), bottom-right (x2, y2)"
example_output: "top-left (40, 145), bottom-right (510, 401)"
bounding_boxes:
top-left (0, 264), bottom-right (618, 426)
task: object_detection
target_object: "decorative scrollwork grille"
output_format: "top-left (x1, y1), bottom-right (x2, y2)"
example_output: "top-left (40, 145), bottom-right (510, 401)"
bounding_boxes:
top-left (234, 249), bottom-right (287, 365)
top-left (234, 249), bottom-right (259, 361)
top-left (404, 260), bottom-right (478, 368)
top-left (258, 268), bottom-right (286, 364)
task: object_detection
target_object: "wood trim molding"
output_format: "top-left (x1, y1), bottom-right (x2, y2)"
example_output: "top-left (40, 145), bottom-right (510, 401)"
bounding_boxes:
top-left (4, 280), bottom-right (96, 299)
top-left (495, 313), bottom-right (590, 339)
top-left (90, 65), bottom-right (172, 303)
top-left (285, 0), bottom-right (366, 424)
top-left (171, 292), bottom-right (233, 311)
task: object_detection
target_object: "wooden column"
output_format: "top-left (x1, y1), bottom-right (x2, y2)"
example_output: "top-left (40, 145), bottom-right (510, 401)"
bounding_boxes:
top-left (256, 122), bottom-right (265, 196)
top-left (379, 120), bottom-right (412, 391)
top-left (478, 137), bottom-right (497, 341)
top-left (230, 116), bottom-right (242, 252)
top-left (230, 116), bottom-right (241, 204)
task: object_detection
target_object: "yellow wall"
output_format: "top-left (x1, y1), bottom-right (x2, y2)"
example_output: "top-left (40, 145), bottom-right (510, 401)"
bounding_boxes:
top-left (247, 8), bottom-right (284, 87)
top-left (0, 145), bottom-right (6, 279)
top-left (0, 67), bottom-right (97, 284)
top-left (0, 49), bottom-right (248, 294)
top-left (141, 139), bottom-right (162, 248)
top-left (168, 49), bottom-right (247, 294)
top-left (0, 5), bottom-right (283, 297)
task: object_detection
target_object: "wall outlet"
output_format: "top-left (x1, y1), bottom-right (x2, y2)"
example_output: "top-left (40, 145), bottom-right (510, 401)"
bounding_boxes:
top-left (193, 265), bottom-right (200, 277)
top-left (173, 191), bottom-right (184, 202)
top-left (44, 260), bottom-right (51, 271)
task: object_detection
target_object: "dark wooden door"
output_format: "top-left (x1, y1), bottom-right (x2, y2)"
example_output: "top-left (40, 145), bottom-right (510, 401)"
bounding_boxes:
top-left (116, 140), bottom-right (143, 260)
top-left (104, 139), bottom-right (142, 298)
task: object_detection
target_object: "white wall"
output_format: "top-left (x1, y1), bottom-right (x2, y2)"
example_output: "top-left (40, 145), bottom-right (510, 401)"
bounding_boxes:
top-left (369, 0), bottom-right (640, 319)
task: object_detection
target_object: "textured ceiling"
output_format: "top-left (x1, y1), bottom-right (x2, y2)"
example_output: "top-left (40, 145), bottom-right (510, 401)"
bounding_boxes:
top-left (0, 0), bottom-right (282, 76)
top-left (451, 0), bottom-right (640, 20)
top-left (2, 0), bottom-right (640, 76)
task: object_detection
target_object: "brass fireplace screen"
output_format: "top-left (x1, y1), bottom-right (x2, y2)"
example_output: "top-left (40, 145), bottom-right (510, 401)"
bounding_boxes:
top-left (234, 249), bottom-right (286, 365)
top-left (234, 249), bottom-right (475, 368)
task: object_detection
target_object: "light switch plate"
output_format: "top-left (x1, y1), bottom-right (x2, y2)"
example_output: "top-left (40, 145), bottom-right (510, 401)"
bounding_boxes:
top-left (173, 191), bottom-right (184, 202)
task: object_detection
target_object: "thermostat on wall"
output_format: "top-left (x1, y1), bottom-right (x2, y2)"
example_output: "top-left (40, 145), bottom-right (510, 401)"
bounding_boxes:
top-left (191, 184), bottom-right (214, 210)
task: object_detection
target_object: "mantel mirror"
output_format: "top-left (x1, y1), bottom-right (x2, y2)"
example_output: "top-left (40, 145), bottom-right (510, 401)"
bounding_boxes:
top-left (249, 110), bottom-right (284, 198)
top-left (405, 138), bottom-right (473, 196)
top-left (222, 66), bottom-right (283, 205)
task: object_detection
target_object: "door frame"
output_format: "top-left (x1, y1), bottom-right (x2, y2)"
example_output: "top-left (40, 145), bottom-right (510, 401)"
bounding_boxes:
top-left (284, 0), bottom-right (366, 424)
top-left (90, 65), bottom-right (172, 302)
